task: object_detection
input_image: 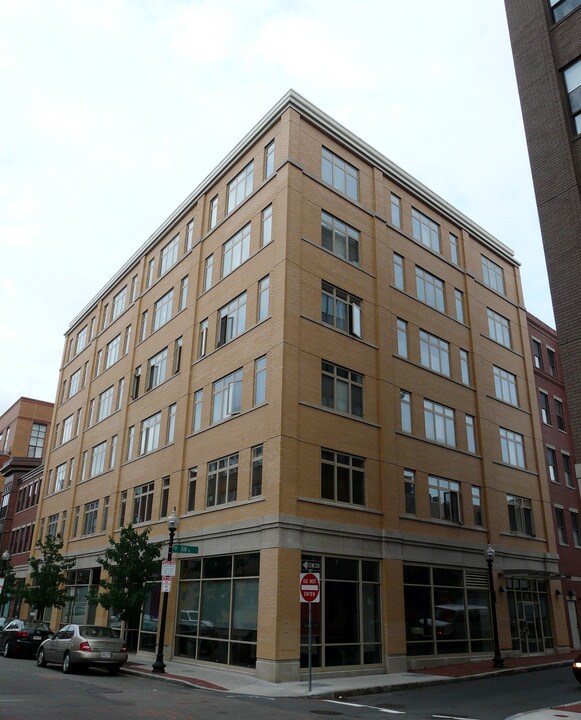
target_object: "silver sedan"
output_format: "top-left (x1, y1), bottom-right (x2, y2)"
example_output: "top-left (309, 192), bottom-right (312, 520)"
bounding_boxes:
top-left (37, 624), bottom-right (128, 674)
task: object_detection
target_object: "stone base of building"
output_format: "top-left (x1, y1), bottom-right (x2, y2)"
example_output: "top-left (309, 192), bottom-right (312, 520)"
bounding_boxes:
top-left (384, 653), bottom-right (408, 673)
top-left (255, 658), bottom-right (301, 683)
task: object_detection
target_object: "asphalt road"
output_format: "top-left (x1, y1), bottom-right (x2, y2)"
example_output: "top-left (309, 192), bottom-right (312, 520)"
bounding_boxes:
top-left (1, 656), bottom-right (581, 720)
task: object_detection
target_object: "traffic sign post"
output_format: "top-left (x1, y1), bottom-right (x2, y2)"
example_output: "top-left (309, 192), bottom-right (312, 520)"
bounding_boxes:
top-left (300, 572), bottom-right (320, 692)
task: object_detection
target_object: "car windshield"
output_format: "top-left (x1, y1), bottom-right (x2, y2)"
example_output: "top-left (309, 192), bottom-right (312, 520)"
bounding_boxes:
top-left (80, 626), bottom-right (117, 638)
top-left (27, 622), bottom-right (52, 631)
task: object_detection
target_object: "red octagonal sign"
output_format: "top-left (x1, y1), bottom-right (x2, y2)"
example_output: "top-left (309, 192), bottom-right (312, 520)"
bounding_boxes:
top-left (300, 572), bottom-right (320, 603)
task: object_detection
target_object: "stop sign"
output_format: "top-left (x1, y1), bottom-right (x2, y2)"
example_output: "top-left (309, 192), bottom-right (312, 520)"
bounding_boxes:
top-left (300, 572), bottom-right (320, 603)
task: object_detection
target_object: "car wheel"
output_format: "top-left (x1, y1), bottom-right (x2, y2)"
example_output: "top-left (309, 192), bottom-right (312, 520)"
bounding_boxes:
top-left (62, 652), bottom-right (73, 674)
top-left (107, 665), bottom-right (120, 675)
top-left (2, 640), bottom-right (11, 658)
top-left (37, 648), bottom-right (47, 667)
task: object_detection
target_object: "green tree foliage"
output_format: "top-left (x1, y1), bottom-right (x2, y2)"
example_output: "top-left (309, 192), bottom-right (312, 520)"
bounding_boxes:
top-left (0, 558), bottom-right (17, 609)
top-left (22, 534), bottom-right (76, 616)
top-left (91, 524), bottom-right (162, 623)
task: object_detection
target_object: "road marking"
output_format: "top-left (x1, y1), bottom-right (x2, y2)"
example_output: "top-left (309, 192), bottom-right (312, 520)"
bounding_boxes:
top-left (323, 700), bottom-right (405, 714)
top-left (432, 715), bottom-right (483, 720)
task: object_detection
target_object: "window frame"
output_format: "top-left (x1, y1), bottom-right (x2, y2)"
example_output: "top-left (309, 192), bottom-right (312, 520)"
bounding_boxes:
top-left (320, 448), bottom-right (365, 506)
top-left (321, 146), bottom-right (359, 200)
top-left (227, 161), bottom-right (254, 213)
top-left (321, 360), bottom-right (363, 417)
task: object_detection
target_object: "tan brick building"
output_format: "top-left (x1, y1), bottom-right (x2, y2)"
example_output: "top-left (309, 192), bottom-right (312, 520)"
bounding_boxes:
top-left (35, 91), bottom-right (568, 681)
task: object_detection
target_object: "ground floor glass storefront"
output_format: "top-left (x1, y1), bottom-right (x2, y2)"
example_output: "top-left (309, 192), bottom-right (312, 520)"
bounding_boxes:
top-left (62, 568), bottom-right (100, 627)
top-left (506, 577), bottom-right (553, 653)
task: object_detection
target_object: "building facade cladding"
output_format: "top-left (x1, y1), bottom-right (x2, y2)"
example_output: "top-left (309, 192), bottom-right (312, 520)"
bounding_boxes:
top-left (504, 2), bottom-right (581, 467)
top-left (34, 91), bottom-right (568, 681)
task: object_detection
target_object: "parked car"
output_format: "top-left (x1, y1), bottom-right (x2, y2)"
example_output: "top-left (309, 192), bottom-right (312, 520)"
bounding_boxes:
top-left (0, 619), bottom-right (54, 657)
top-left (37, 624), bottom-right (128, 674)
top-left (572, 655), bottom-right (581, 684)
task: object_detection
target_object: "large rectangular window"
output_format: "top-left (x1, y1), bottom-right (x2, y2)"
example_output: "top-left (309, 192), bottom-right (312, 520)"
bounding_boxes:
top-left (204, 255), bottom-right (213, 291)
top-left (412, 208), bottom-right (440, 253)
top-left (493, 366), bottom-right (518, 406)
top-left (404, 469), bottom-right (415, 514)
top-left (261, 205), bottom-right (272, 247)
top-left (487, 308), bottom-right (511, 348)
top-left (160, 235), bottom-right (179, 275)
top-left (397, 318), bottom-right (408, 358)
top-left (563, 453), bottom-right (574, 488)
top-left (105, 335), bottom-right (121, 369)
top-left (500, 428), bottom-right (525, 468)
top-left (146, 348), bottom-right (168, 391)
top-left (507, 495), bottom-right (534, 536)
top-left (419, 330), bottom-right (450, 376)
top-left (393, 253), bottom-right (404, 290)
top-left (187, 467), bottom-right (197, 512)
top-left (28, 423), bottom-right (47, 458)
top-left (251, 445), bottom-right (263, 497)
top-left (111, 286), bottom-right (127, 321)
top-left (550, 0), bottom-right (581, 22)
top-left (140, 412), bottom-right (161, 455)
top-left (424, 400), bottom-right (455, 447)
top-left (391, 193), bottom-right (401, 228)
top-left (321, 449), bottom-right (365, 505)
top-left (481, 255), bottom-right (505, 295)
top-left (82, 500), bottom-right (99, 536)
top-left (254, 356), bottom-right (267, 406)
top-left (322, 147), bottom-right (358, 200)
top-left (62, 413), bottom-right (73, 442)
top-left (222, 224), bottom-right (250, 277)
top-left (400, 390), bottom-right (412, 433)
top-left (547, 447), bottom-right (559, 482)
top-left (153, 290), bottom-right (174, 331)
top-left (429, 476), bottom-right (461, 523)
top-left (264, 140), bottom-right (275, 178)
top-left (207, 453), bottom-right (239, 506)
top-left (321, 282), bottom-right (361, 337)
top-left (227, 162), bottom-right (254, 213)
top-left (321, 361), bottom-right (363, 417)
top-left (98, 386), bottom-right (114, 421)
top-left (555, 398), bottom-right (566, 431)
top-left (133, 482), bottom-right (154, 524)
top-left (212, 369), bottom-right (243, 423)
top-left (90, 441), bottom-right (107, 477)
top-left (217, 292), bottom-right (247, 346)
top-left (258, 276), bottom-right (269, 322)
top-left (540, 391), bottom-right (551, 424)
top-left (321, 211), bottom-right (360, 265)
top-left (416, 267), bottom-right (445, 312)
top-left (563, 58), bottom-right (581, 135)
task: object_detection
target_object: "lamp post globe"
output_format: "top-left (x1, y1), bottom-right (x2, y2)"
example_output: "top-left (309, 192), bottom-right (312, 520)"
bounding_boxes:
top-left (152, 509), bottom-right (180, 674)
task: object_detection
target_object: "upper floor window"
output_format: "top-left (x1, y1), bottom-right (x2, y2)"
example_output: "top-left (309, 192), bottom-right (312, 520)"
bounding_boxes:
top-left (563, 453), bottom-right (574, 488)
top-left (160, 235), bottom-right (179, 275)
top-left (68, 369), bottom-right (80, 399)
top-left (412, 208), bottom-right (440, 253)
top-left (429, 476), bottom-right (461, 523)
top-left (254, 356), bottom-right (267, 406)
top-left (204, 254), bottom-right (213, 291)
top-left (400, 390), bottom-right (412, 432)
top-left (76, 326), bottom-right (88, 355)
top-left (28, 423), bottom-right (47, 458)
top-left (321, 360), bottom-right (363, 417)
top-left (493, 365), bottom-right (518, 406)
top-left (209, 196), bottom-right (218, 230)
top-left (507, 494), bottom-right (534, 536)
top-left (153, 289), bottom-right (174, 331)
top-left (547, 348), bottom-right (558, 377)
top-left (416, 267), bottom-right (445, 312)
top-left (500, 427), bottom-right (525, 468)
top-left (105, 335), bottom-right (121, 369)
top-left (460, 349), bottom-right (470, 385)
top-left (251, 444), bottom-right (263, 497)
top-left (111, 286), bottom-right (127, 322)
top-left (212, 368), bottom-right (243, 423)
top-left (449, 233), bottom-right (459, 265)
top-left (321, 147), bottom-right (358, 200)
top-left (454, 289), bottom-right (465, 323)
top-left (321, 282), bottom-right (361, 338)
top-left (146, 348), bottom-right (168, 391)
top-left (321, 448), bottom-right (365, 505)
top-left (563, 57), bottom-right (581, 135)
top-left (133, 482), bottom-right (154, 524)
top-left (419, 330), bottom-right (450, 376)
top-left (186, 220), bottom-right (194, 252)
top-left (222, 224), bottom-right (250, 277)
top-left (258, 276), bottom-right (270, 322)
top-left (424, 399), bottom-right (455, 447)
top-left (227, 161), bottom-right (254, 213)
top-left (140, 412), bottom-right (161, 455)
top-left (217, 292), bottom-right (247, 347)
top-left (264, 140), bottom-right (275, 178)
top-left (207, 453), bottom-right (239, 507)
top-left (98, 386), bottom-right (114, 422)
top-left (555, 398), bottom-right (566, 431)
top-left (539, 391), bottom-right (551, 424)
top-left (397, 318), bottom-right (408, 358)
top-left (321, 211), bottom-right (360, 266)
top-left (487, 308), bottom-right (511, 348)
top-left (391, 193), bottom-right (401, 228)
top-left (261, 204), bottom-right (273, 246)
top-left (146, 258), bottom-right (155, 288)
top-left (550, 0), bottom-right (581, 22)
top-left (90, 441), bottom-right (107, 478)
top-left (393, 253), bottom-right (404, 290)
top-left (532, 339), bottom-right (543, 368)
top-left (82, 500), bottom-right (99, 536)
top-left (481, 255), bottom-right (505, 295)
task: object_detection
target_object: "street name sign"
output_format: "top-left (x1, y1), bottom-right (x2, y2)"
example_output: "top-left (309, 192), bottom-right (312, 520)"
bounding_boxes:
top-left (172, 545), bottom-right (199, 554)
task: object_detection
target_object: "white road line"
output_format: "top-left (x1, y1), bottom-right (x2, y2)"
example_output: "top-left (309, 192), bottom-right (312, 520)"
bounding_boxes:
top-left (323, 700), bottom-right (406, 714)
top-left (432, 715), bottom-right (483, 720)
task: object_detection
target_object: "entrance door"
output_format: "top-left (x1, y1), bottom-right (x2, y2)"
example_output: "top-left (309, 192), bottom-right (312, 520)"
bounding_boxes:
top-left (519, 602), bottom-right (542, 653)
top-left (568, 599), bottom-right (581, 649)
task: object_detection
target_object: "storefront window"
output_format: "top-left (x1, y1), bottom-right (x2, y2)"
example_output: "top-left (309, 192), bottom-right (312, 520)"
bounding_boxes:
top-left (63, 569), bottom-right (100, 627)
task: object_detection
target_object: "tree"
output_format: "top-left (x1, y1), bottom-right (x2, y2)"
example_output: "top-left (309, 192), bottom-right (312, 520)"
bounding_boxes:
top-left (90, 524), bottom-right (162, 628)
top-left (0, 558), bottom-right (17, 612)
top-left (22, 534), bottom-right (76, 617)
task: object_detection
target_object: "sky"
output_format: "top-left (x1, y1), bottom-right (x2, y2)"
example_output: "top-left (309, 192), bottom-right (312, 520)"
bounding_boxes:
top-left (0, 0), bottom-right (553, 413)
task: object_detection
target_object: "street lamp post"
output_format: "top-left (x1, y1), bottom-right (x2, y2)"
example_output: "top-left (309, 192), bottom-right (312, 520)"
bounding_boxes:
top-left (485, 544), bottom-right (505, 668)
top-left (152, 510), bottom-right (179, 674)
top-left (1, 551), bottom-right (11, 618)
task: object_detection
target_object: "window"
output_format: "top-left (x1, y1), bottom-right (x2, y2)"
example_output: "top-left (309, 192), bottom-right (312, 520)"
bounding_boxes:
top-left (76, 326), bottom-right (88, 354)
top-left (572, 511), bottom-right (581, 547)
top-left (222, 224), bottom-right (250, 277)
top-left (563, 58), bottom-right (581, 135)
top-left (321, 360), bottom-right (363, 417)
top-left (254, 355), bottom-right (267, 406)
top-left (198, 319), bottom-right (208, 358)
top-left (80, 451), bottom-right (87, 482)
top-left (500, 427), bottom-right (525, 468)
top-left (173, 337), bottom-right (182, 375)
top-left (540, 391), bottom-right (551, 424)
top-left (47, 514), bottom-right (59, 539)
top-left (90, 441), bottom-right (107, 477)
top-left (193, 390), bottom-right (203, 432)
top-left (545, 349), bottom-right (557, 378)
top-left (72, 507), bottom-right (80, 537)
top-left (466, 415), bottom-right (476, 453)
top-left (227, 161), bottom-right (254, 212)
top-left (187, 467), bottom-right (197, 512)
top-left (146, 348), bottom-right (168, 391)
top-left (133, 482), bottom-right (154, 524)
top-left (481, 256), bottom-right (505, 295)
top-left (460, 349), bottom-right (470, 385)
top-left (321, 147), bottom-right (358, 200)
top-left (532, 339), bottom-right (543, 368)
top-left (487, 308), bottom-right (511, 348)
top-left (212, 368), bottom-right (243, 423)
top-left (116, 377), bottom-right (125, 410)
top-left (123, 325), bottom-right (132, 355)
top-left (95, 350), bottom-right (102, 377)
top-left (102, 496), bottom-right (110, 532)
top-left (89, 317), bottom-right (96, 340)
top-left (429, 476), bottom-right (461, 523)
top-left (321, 282), bottom-right (361, 337)
top-left (404, 469), bottom-right (415, 514)
top-left (563, 453), bottom-right (574, 488)
top-left (400, 390), bottom-right (412, 433)
top-left (258, 276), bottom-right (270, 322)
top-left (105, 335), bottom-right (121, 369)
top-left (118, 491), bottom-right (127, 528)
top-left (153, 290), bottom-right (174, 331)
top-left (140, 310), bottom-right (148, 341)
top-left (186, 220), bottom-right (194, 252)
top-left (140, 412), bottom-right (161, 455)
top-left (207, 453), bottom-right (239, 507)
top-left (131, 366), bottom-right (141, 400)
top-left (412, 208), bottom-right (440, 253)
top-left (391, 193), bottom-right (401, 228)
top-left (68, 369), bottom-right (80, 398)
top-left (547, 447), bottom-right (559, 482)
top-left (393, 253), bottom-right (404, 290)
top-left (472, 486), bottom-right (483, 526)
top-left (179, 275), bottom-right (189, 311)
top-left (82, 501), bottom-right (99, 536)
top-left (396, 318), bottom-right (408, 358)
top-left (265, 140), bottom-right (275, 178)
top-left (321, 211), bottom-right (360, 265)
top-left (160, 235), bottom-right (179, 275)
top-left (555, 398), bottom-right (566, 431)
top-left (28, 423), bottom-right (46, 458)
top-left (251, 444), bottom-right (263, 497)
top-left (508, 495), bottom-right (534, 535)
top-left (98, 386), bottom-right (114, 422)
top-left (424, 400), bottom-right (455, 446)
top-left (130, 275), bottom-right (138, 302)
top-left (54, 463), bottom-right (66, 492)
top-left (147, 258), bottom-right (155, 287)
top-left (203, 255), bottom-right (213, 291)
top-left (110, 435), bottom-right (117, 468)
top-left (167, 403), bottom-right (176, 444)
top-left (550, 0), bottom-right (581, 22)
top-left (261, 204), bottom-right (273, 246)
top-left (454, 289), bottom-right (464, 323)
top-left (493, 366), bottom-right (518, 406)
top-left (321, 449), bottom-right (365, 505)
top-left (450, 233), bottom-right (459, 265)
top-left (419, 330), bottom-right (450, 376)
top-left (209, 195), bottom-right (218, 230)
top-left (415, 267), bottom-right (445, 312)
top-left (126, 426), bottom-right (135, 461)
top-left (217, 292), bottom-right (247, 346)
top-left (112, 286), bottom-right (127, 321)
top-left (160, 477), bottom-right (170, 518)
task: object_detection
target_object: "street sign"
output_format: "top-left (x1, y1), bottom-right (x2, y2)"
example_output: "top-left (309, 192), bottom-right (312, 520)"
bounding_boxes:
top-left (302, 560), bottom-right (320, 572)
top-left (172, 544), bottom-right (199, 554)
top-left (161, 560), bottom-right (176, 577)
top-left (161, 576), bottom-right (172, 593)
top-left (300, 572), bottom-right (320, 603)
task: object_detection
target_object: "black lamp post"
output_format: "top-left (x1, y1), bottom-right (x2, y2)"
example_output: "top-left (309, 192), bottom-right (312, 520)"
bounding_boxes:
top-left (152, 510), bottom-right (179, 674)
top-left (1, 550), bottom-right (11, 618)
top-left (485, 544), bottom-right (505, 668)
